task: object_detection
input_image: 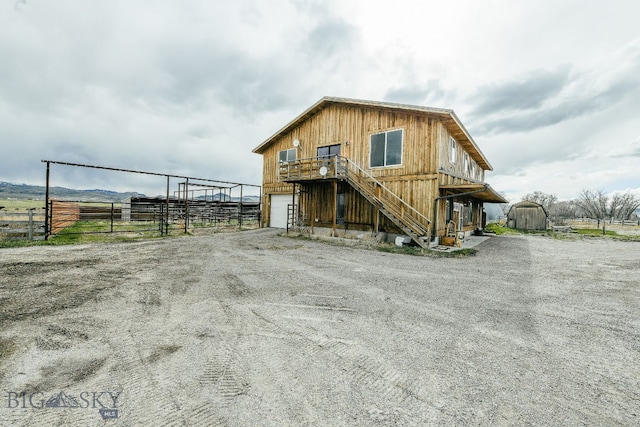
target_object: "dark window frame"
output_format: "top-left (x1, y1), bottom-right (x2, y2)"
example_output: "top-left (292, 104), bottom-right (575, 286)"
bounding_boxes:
top-left (369, 129), bottom-right (403, 168)
top-left (317, 144), bottom-right (341, 158)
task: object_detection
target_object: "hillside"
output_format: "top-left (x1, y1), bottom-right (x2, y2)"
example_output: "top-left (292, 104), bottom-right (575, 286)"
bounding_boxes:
top-left (0, 181), bottom-right (260, 203)
top-left (0, 181), bottom-right (145, 202)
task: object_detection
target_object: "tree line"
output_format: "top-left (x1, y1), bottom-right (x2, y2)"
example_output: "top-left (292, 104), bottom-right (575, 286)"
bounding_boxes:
top-left (504, 189), bottom-right (640, 224)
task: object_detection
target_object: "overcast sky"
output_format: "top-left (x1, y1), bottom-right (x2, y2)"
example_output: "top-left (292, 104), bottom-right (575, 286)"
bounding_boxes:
top-left (1, 0), bottom-right (639, 201)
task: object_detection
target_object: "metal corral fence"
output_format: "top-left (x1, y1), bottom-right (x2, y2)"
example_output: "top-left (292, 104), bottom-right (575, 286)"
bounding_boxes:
top-left (0, 207), bottom-right (46, 241)
top-left (42, 160), bottom-right (262, 240)
top-left (45, 197), bottom-right (260, 238)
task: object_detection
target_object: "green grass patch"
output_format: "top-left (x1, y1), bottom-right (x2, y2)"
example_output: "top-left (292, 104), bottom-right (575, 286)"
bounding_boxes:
top-left (485, 223), bottom-right (519, 235)
top-left (573, 228), bottom-right (639, 240)
top-left (377, 245), bottom-right (477, 257)
top-left (0, 240), bottom-right (50, 248)
top-left (485, 222), bottom-right (640, 242)
top-left (0, 198), bottom-right (45, 211)
top-left (575, 228), bottom-right (618, 237)
top-left (0, 221), bottom-right (175, 248)
top-left (50, 221), bottom-right (168, 244)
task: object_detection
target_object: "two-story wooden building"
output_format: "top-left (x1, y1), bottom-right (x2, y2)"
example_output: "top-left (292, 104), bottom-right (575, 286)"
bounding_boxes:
top-left (252, 97), bottom-right (506, 247)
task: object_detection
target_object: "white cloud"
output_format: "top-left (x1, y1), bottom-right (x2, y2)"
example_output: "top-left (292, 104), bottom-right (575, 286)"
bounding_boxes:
top-left (0, 0), bottom-right (639, 202)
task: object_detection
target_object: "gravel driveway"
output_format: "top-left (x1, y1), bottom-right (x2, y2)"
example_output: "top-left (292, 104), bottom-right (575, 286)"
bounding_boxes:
top-left (1, 229), bottom-right (638, 426)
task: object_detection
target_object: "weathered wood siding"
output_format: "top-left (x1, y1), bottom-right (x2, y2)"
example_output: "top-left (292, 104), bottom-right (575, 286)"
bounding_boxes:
top-left (259, 103), bottom-right (492, 236)
top-left (438, 123), bottom-right (485, 186)
top-left (507, 202), bottom-right (548, 230)
top-left (260, 104), bottom-right (446, 229)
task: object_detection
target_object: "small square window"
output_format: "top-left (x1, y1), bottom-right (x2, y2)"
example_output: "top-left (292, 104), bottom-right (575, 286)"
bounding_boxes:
top-left (278, 148), bottom-right (296, 163)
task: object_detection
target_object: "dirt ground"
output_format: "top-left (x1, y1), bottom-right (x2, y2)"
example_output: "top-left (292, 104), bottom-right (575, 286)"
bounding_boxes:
top-left (0, 229), bottom-right (638, 426)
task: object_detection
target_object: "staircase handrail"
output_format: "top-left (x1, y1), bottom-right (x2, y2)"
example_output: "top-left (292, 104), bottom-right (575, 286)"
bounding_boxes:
top-left (339, 156), bottom-right (431, 226)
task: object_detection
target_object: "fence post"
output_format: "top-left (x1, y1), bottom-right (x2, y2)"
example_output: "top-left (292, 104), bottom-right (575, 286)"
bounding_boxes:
top-left (110, 202), bottom-right (114, 233)
top-left (28, 208), bottom-right (34, 241)
top-left (44, 161), bottom-right (50, 240)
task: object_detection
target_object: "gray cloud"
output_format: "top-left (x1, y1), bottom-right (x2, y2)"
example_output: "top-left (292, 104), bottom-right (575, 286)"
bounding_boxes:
top-left (383, 80), bottom-right (447, 106)
top-left (469, 66), bottom-right (572, 116)
top-left (305, 19), bottom-right (357, 56)
top-left (468, 53), bottom-right (640, 136)
top-left (1, 0), bottom-right (639, 203)
top-left (0, 0), bottom-right (367, 193)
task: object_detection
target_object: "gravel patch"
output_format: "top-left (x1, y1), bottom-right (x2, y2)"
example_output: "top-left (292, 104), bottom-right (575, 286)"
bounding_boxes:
top-left (0, 229), bottom-right (638, 426)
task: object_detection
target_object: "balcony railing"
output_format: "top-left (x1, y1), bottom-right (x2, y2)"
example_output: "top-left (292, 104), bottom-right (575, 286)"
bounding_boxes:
top-left (279, 155), bottom-right (347, 182)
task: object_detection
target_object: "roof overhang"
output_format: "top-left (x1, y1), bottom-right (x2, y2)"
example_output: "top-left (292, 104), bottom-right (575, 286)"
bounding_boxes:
top-left (439, 183), bottom-right (507, 204)
top-left (252, 96), bottom-right (494, 171)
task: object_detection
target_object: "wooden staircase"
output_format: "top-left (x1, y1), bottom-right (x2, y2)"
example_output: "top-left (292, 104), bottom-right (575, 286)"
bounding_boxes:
top-left (342, 158), bottom-right (431, 248)
top-left (278, 155), bottom-right (432, 248)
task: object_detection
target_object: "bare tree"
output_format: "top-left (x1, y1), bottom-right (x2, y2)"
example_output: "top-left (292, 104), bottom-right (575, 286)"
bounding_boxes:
top-left (552, 200), bottom-right (580, 223)
top-left (522, 191), bottom-right (557, 213)
top-left (576, 189), bottom-right (640, 223)
top-left (610, 192), bottom-right (640, 222)
top-left (576, 189), bottom-right (609, 220)
top-left (522, 191), bottom-right (558, 211)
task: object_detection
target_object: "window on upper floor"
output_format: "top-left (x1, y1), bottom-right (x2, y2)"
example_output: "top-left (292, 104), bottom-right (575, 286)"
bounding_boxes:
top-left (464, 153), bottom-right (469, 175)
top-left (278, 148), bottom-right (296, 163)
top-left (370, 129), bottom-right (403, 168)
top-left (317, 144), bottom-right (341, 158)
top-left (449, 137), bottom-right (457, 164)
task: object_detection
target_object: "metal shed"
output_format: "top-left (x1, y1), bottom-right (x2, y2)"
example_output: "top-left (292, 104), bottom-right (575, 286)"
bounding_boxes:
top-left (506, 201), bottom-right (548, 230)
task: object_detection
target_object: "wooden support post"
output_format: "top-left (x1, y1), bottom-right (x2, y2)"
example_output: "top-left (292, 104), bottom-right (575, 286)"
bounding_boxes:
top-left (332, 180), bottom-right (338, 236)
top-left (374, 183), bottom-right (381, 236)
top-left (311, 186), bottom-right (316, 235)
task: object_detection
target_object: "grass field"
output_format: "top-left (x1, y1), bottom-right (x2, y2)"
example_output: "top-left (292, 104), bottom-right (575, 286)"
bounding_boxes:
top-left (0, 198), bottom-right (45, 210)
top-left (486, 221), bottom-right (640, 240)
top-left (0, 199), bottom-right (122, 211)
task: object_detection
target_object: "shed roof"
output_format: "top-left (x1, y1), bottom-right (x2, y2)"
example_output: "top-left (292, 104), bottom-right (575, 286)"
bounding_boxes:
top-left (252, 96), bottom-right (494, 171)
top-left (508, 201), bottom-right (549, 217)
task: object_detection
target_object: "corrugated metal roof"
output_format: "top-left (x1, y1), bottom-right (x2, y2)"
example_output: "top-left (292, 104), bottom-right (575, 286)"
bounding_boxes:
top-left (252, 96), bottom-right (493, 171)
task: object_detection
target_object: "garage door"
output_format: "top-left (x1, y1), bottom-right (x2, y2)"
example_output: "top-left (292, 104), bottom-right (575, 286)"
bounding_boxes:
top-left (269, 194), bottom-right (295, 228)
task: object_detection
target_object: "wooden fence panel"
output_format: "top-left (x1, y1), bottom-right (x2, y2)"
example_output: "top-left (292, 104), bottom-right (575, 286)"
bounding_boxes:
top-left (0, 209), bottom-right (46, 240)
top-left (51, 200), bottom-right (80, 234)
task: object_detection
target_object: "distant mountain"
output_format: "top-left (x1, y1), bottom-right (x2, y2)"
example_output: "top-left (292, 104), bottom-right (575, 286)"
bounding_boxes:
top-left (0, 181), bottom-right (146, 202)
